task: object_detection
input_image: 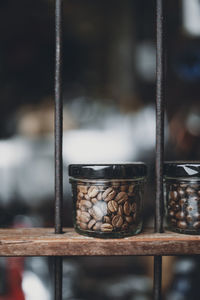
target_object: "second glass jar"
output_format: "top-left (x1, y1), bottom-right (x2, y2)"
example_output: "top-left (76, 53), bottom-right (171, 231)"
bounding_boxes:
top-left (69, 163), bottom-right (147, 238)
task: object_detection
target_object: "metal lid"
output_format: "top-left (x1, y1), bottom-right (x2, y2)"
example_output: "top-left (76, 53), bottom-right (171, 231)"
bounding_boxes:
top-left (164, 161), bottom-right (200, 178)
top-left (68, 163), bottom-right (147, 179)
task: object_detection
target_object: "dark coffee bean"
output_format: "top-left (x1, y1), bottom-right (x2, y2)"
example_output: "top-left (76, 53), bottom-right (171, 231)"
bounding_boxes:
top-left (193, 221), bottom-right (200, 229)
top-left (179, 198), bottom-right (187, 206)
top-left (177, 187), bottom-right (185, 197)
top-left (112, 215), bottom-right (123, 228)
top-left (186, 187), bottom-right (195, 195)
top-left (175, 211), bottom-right (185, 220)
top-left (177, 221), bottom-right (187, 229)
top-left (169, 210), bottom-right (175, 217)
top-left (186, 214), bottom-right (193, 223)
top-left (169, 191), bottom-right (178, 201)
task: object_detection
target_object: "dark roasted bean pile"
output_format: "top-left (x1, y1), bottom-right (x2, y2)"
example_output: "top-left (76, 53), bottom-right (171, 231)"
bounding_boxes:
top-left (72, 181), bottom-right (143, 237)
top-left (166, 181), bottom-right (200, 233)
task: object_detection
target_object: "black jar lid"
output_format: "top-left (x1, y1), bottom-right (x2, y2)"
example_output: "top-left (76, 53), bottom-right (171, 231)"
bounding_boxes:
top-left (68, 163), bottom-right (147, 179)
top-left (164, 161), bottom-right (200, 178)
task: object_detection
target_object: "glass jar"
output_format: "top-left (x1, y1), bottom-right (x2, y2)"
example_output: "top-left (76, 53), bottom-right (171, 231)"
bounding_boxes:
top-left (69, 163), bottom-right (147, 238)
top-left (164, 161), bottom-right (200, 234)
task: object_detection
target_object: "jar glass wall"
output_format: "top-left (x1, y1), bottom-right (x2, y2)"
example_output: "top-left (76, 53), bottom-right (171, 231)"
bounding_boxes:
top-left (164, 162), bottom-right (200, 234)
top-left (69, 164), bottom-right (146, 238)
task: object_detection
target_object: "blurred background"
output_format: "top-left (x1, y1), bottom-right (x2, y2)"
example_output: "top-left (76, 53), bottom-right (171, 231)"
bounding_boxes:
top-left (0, 0), bottom-right (200, 299)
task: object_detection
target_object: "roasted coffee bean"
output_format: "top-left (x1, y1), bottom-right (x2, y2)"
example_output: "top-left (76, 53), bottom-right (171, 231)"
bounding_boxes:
top-left (186, 187), bottom-right (195, 195)
top-left (169, 210), bottom-right (175, 217)
top-left (120, 185), bottom-right (128, 192)
top-left (186, 205), bottom-right (193, 212)
top-left (193, 212), bottom-right (200, 220)
top-left (179, 198), bottom-right (187, 206)
top-left (125, 216), bottom-right (134, 224)
top-left (193, 221), bottom-right (200, 229)
top-left (131, 203), bottom-right (137, 213)
top-left (103, 216), bottom-right (111, 223)
top-left (115, 192), bottom-right (128, 204)
top-left (80, 200), bottom-right (92, 209)
top-left (103, 188), bottom-right (116, 202)
top-left (171, 218), bottom-right (177, 225)
top-left (108, 200), bottom-right (118, 213)
top-left (77, 192), bottom-right (84, 200)
top-left (93, 222), bottom-right (102, 231)
top-left (97, 192), bottom-right (103, 201)
top-left (117, 205), bottom-right (123, 216)
top-left (121, 222), bottom-right (129, 231)
top-left (76, 209), bottom-right (81, 219)
top-left (186, 214), bottom-right (193, 223)
top-left (84, 194), bottom-right (91, 201)
top-left (88, 219), bottom-right (96, 229)
top-left (169, 191), bottom-right (178, 201)
top-left (177, 187), bottom-right (185, 197)
top-left (80, 212), bottom-right (91, 223)
top-left (101, 223), bottom-right (113, 232)
top-left (79, 222), bottom-right (88, 230)
top-left (128, 184), bottom-right (135, 193)
top-left (88, 186), bottom-right (99, 198)
top-left (80, 206), bottom-right (87, 212)
top-left (112, 215), bottom-right (123, 228)
top-left (91, 198), bottom-right (98, 204)
top-left (78, 185), bottom-right (88, 194)
top-left (88, 208), bottom-right (94, 216)
top-left (175, 211), bottom-right (185, 220)
top-left (177, 221), bottom-right (187, 229)
top-left (123, 201), bottom-right (131, 216)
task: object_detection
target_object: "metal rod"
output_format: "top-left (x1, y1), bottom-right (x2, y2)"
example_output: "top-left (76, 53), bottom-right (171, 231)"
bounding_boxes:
top-left (155, 0), bottom-right (165, 234)
top-left (54, 257), bottom-right (63, 300)
top-left (54, 0), bottom-right (63, 300)
top-left (154, 0), bottom-right (165, 299)
top-left (154, 256), bottom-right (162, 300)
top-left (55, 0), bottom-right (63, 234)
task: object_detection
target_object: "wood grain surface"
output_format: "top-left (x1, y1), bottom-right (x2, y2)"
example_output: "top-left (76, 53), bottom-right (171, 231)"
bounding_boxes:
top-left (0, 228), bottom-right (199, 256)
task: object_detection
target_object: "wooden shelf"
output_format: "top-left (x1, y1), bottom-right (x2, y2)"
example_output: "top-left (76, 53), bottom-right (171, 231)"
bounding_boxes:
top-left (0, 228), bottom-right (200, 256)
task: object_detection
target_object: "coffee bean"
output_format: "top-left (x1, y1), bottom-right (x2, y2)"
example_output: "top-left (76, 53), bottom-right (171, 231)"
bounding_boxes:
top-left (115, 192), bottom-right (128, 204)
top-left (88, 186), bottom-right (99, 198)
top-left (88, 208), bottom-right (94, 216)
top-left (125, 216), bottom-right (134, 224)
top-left (108, 200), bottom-right (118, 213)
top-left (103, 188), bottom-right (116, 202)
top-left (186, 214), bottom-right (193, 223)
top-left (128, 184), bottom-right (135, 193)
top-left (169, 210), bottom-right (175, 217)
top-left (177, 221), bottom-right (187, 229)
top-left (186, 187), bottom-right (195, 195)
top-left (120, 185), bottom-right (128, 192)
top-left (175, 211), bottom-right (185, 220)
top-left (88, 219), bottom-right (96, 229)
top-left (131, 203), bottom-right (137, 213)
top-left (91, 198), bottom-right (98, 204)
top-left (80, 200), bottom-right (92, 209)
top-left (103, 216), bottom-right (111, 223)
top-left (80, 206), bottom-right (87, 212)
top-left (112, 215), bottom-right (123, 228)
top-left (180, 183), bottom-right (188, 188)
top-left (123, 201), bottom-right (131, 216)
top-left (193, 221), bottom-right (200, 229)
top-left (121, 222), bottom-right (129, 231)
top-left (93, 222), bottom-right (102, 231)
top-left (77, 192), bottom-right (84, 200)
top-left (101, 223), bottom-right (113, 232)
top-left (84, 194), bottom-right (91, 201)
top-left (179, 198), bottom-right (187, 206)
top-left (117, 205), bottom-right (123, 216)
top-left (76, 209), bottom-right (81, 219)
top-left (177, 187), bottom-right (185, 197)
top-left (80, 212), bottom-right (91, 223)
top-left (78, 185), bottom-right (88, 194)
top-left (169, 191), bottom-right (178, 201)
top-left (79, 222), bottom-right (88, 230)
top-left (97, 192), bottom-right (103, 201)
top-left (186, 205), bottom-right (193, 212)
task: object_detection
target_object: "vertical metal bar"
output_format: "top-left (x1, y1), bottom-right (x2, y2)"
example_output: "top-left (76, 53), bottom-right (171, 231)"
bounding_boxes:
top-left (55, 0), bottom-right (63, 235)
top-left (55, 0), bottom-right (63, 300)
top-left (154, 0), bottom-right (165, 299)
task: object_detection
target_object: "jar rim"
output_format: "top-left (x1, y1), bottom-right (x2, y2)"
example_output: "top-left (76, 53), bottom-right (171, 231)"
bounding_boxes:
top-left (164, 161), bottom-right (200, 178)
top-left (68, 163), bottom-right (147, 179)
